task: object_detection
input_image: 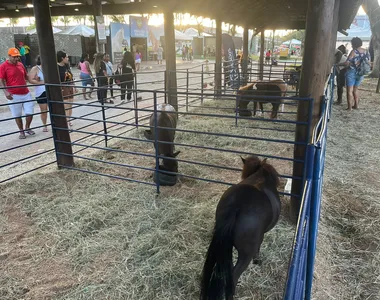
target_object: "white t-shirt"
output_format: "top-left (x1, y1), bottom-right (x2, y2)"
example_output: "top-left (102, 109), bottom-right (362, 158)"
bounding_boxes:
top-left (105, 61), bottom-right (113, 76)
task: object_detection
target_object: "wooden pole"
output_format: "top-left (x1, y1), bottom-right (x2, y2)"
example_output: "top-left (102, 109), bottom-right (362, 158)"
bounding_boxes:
top-left (291, 0), bottom-right (336, 217)
top-left (215, 17), bottom-right (222, 96)
top-left (164, 9), bottom-right (178, 111)
top-left (243, 26), bottom-right (249, 85)
top-left (32, 0), bottom-right (74, 168)
top-left (259, 30), bottom-right (265, 80)
top-left (93, 0), bottom-right (105, 53)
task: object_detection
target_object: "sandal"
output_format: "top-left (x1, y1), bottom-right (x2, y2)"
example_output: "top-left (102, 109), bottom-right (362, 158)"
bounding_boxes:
top-left (19, 132), bottom-right (26, 139)
top-left (43, 126), bottom-right (48, 132)
top-left (25, 129), bottom-right (35, 135)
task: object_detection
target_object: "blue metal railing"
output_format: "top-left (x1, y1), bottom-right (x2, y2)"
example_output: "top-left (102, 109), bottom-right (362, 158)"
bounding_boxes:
top-left (284, 69), bottom-right (335, 299)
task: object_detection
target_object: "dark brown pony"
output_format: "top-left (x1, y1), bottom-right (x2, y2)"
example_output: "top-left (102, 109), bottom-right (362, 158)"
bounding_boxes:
top-left (200, 156), bottom-right (281, 300)
top-left (144, 104), bottom-right (180, 173)
top-left (237, 80), bottom-right (287, 119)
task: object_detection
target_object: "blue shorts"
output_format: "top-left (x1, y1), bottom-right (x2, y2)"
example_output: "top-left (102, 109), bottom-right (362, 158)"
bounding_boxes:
top-left (345, 68), bottom-right (364, 87)
top-left (80, 72), bottom-right (94, 87)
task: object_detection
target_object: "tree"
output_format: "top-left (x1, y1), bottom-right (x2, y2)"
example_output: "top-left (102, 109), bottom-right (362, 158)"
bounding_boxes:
top-left (59, 16), bottom-right (71, 29)
top-left (363, 0), bottom-right (380, 77)
top-left (51, 16), bottom-right (59, 26)
top-left (110, 15), bottom-right (125, 23)
top-left (9, 18), bottom-right (19, 33)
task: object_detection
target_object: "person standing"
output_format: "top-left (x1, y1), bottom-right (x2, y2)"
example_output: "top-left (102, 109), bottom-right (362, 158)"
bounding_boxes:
top-left (94, 53), bottom-right (113, 104)
top-left (28, 55), bottom-right (48, 132)
top-left (17, 42), bottom-right (27, 69)
top-left (157, 45), bottom-right (163, 65)
top-left (78, 53), bottom-right (94, 100)
top-left (24, 43), bottom-right (31, 67)
top-left (265, 50), bottom-right (271, 65)
top-left (119, 50), bottom-right (135, 103)
top-left (334, 45), bottom-right (348, 105)
top-left (0, 48), bottom-right (35, 139)
top-left (57, 50), bottom-right (76, 127)
top-left (104, 54), bottom-right (115, 100)
top-left (344, 37), bottom-right (369, 111)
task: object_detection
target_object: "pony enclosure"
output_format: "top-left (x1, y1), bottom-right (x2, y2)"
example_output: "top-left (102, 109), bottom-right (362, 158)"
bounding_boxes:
top-left (0, 60), bottom-right (332, 299)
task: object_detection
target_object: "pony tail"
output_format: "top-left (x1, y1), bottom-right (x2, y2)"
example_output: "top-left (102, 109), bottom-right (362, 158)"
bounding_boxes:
top-left (200, 210), bottom-right (236, 300)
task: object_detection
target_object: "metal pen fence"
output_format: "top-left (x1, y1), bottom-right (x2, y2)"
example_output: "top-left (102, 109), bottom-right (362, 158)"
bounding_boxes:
top-left (1, 61), bottom-right (334, 300)
top-left (284, 70), bottom-right (334, 300)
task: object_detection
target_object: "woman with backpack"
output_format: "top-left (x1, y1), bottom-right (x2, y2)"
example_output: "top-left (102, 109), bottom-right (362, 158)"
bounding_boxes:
top-left (344, 37), bottom-right (370, 111)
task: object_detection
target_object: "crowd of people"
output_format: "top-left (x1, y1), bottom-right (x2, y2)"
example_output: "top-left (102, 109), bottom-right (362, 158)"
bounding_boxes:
top-left (0, 46), bottom-right (137, 139)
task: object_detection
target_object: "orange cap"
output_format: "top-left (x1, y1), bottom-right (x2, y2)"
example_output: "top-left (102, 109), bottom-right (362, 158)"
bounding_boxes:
top-left (8, 48), bottom-right (21, 57)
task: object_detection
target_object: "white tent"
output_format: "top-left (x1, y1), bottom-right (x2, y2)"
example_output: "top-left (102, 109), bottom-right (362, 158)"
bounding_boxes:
top-left (174, 29), bottom-right (193, 41)
top-left (184, 27), bottom-right (213, 37)
top-left (27, 27), bottom-right (62, 34)
top-left (282, 39), bottom-right (302, 46)
top-left (58, 25), bottom-right (95, 37)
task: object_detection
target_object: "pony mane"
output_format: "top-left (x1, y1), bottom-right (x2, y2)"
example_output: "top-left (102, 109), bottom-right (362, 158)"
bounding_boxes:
top-left (241, 156), bottom-right (280, 187)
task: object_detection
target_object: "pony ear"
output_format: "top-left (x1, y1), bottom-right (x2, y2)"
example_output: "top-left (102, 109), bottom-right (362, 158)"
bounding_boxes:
top-left (173, 151), bottom-right (181, 157)
top-left (240, 156), bottom-right (246, 164)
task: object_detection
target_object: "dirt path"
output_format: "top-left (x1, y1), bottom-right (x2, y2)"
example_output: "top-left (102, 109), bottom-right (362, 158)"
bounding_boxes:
top-left (312, 79), bottom-right (380, 299)
top-left (0, 200), bottom-right (77, 300)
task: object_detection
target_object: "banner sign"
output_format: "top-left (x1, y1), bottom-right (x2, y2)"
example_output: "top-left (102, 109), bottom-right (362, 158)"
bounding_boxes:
top-left (96, 16), bottom-right (106, 43)
top-left (222, 33), bottom-right (240, 89)
top-left (110, 22), bottom-right (130, 64)
top-left (130, 16), bottom-right (148, 38)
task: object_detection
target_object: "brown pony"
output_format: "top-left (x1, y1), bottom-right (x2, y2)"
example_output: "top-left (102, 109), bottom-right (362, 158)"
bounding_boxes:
top-left (237, 80), bottom-right (287, 119)
top-left (200, 156), bottom-right (281, 300)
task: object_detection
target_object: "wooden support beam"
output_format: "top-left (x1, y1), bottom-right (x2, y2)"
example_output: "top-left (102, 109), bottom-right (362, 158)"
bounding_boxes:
top-left (291, 0), bottom-right (336, 218)
top-left (259, 30), bottom-right (265, 80)
top-left (215, 18), bottom-right (222, 96)
top-left (93, 0), bottom-right (105, 53)
top-left (32, 0), bottom-right (74, 168)
top-left (164, 9), bottom-right (178, 111)
top-left (242, 26), bottom-right (249, 85)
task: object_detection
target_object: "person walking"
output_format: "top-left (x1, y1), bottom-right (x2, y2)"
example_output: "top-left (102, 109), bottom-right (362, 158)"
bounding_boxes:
top-left (0, 48), bottom-right (35, 139)
top-left (94, 53), bottom-right (113, 104)
top-left (157, 45), bottom-right (163, 65)
top-left (28, 55), bottom-right (48, 132)
top-left (344, 37), bottom-right (369, 111)
top-left (104, 54), bottom-right (115, 100)
top-left (135, 50), bottom-right (142, 71)
top-left (78, 53), bottom-right (94, 100)
top-left (57, 50), bottom-right (76, 127)
top-left (119, 50), bottom-right (136, 103)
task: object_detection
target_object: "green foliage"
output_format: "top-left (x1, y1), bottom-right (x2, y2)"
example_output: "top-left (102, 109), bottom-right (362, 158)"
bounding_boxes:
top-left (280, 30), bottom-right (305, 43)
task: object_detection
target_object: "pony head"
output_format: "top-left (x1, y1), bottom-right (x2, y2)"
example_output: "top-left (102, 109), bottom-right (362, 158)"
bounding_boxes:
top-left (162, 151), bottom-right (180, 173)
top-left (241, 156), bottom-right (280, 187)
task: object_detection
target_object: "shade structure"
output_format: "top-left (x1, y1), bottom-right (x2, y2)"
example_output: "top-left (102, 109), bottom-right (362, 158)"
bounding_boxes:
top-left (58, 25), bottom-right (95, 37)
top-left (27, 26), bottom-right (62, 34)
top-left (282, 39), bottom-right (302, 45)
top-left (184, 27), bottom-right (213, 37)
top-left (174, 29), bottom-right (193, 41)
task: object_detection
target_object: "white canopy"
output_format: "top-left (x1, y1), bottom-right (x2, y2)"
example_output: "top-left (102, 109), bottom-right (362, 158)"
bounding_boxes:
top-left (27, 26), bottom-right (62, 34)
top-left (282, 39), bottom-right (302, 45)
top-left (175, 29), bottom-right (193, 41)
top-left (58, 25), bottom-right (95, 37)
top-left (184, 27), bottom-right (213, 37)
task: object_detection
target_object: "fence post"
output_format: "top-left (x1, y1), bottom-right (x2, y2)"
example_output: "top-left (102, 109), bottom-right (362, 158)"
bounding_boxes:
top-left (153, 91), bottom-right (160, 194)
top-left (134, 73), bottom-right (139, 127)
top-left (164, 70), bottom-right (167, 104)
top-left (201, 64), bottom-right (204, 104)
top-left (186, 69), bottom-right (189, 112)
top-left (100, 97), bottom-right (108, 147)
top-left (376, 77), bottom-right (380, 94)
top-left (269, 63), bottom-right (272, 81)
